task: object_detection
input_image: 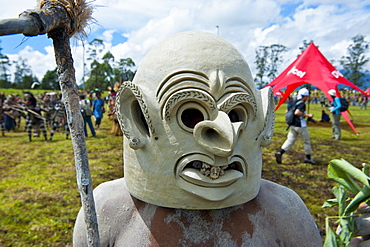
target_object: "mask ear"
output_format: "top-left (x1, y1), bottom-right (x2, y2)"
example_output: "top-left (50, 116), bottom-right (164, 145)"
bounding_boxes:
top-left (258, 87), bottom-right (275, 147)
top-left (116, 82), bottom-right (155, 150)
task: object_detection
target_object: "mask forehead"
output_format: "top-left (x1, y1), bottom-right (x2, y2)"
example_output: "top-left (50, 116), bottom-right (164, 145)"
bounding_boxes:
top-left (135, 31), bottom-right (255, 96)
top-left (118, 31), bottom-right (273, 209)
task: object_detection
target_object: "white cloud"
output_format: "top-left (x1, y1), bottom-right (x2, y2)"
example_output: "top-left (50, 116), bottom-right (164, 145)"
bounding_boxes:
top-left (100, 30), bottom-right (115, 43)
top-left (6, 45), bottom-right (55, 81)
top-left (0, 0), bottom-right (38, 18)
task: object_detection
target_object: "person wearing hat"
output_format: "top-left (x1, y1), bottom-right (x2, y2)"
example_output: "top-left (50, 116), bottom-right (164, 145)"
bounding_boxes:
top-left (328, 89), bottom-right (342, 140)
top-left (275, 88), bottom-right (316, 164)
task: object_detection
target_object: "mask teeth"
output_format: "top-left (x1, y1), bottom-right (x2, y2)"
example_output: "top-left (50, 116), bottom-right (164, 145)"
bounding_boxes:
top-left (188, 161), bottom-right (240, 180)
top-left (190, 162), bottom-right (229, 180)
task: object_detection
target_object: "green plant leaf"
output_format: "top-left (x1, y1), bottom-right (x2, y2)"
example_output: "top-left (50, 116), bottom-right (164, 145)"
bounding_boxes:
top-left (332, 159), bottom-right (370, 187)
top-left (332, 185), bottom-right (348, 216)
top-left (323, 228), bottom-right (341, 247)
top-left (328, 166), bottom-right (359, 194)
top-left (322, 198), bottom-right (338, 208)
top-left (328, 159), bottom-right (368, 194)
top-left (338, 217), bottom-right (355, 245)
top-left (344, 186), bottom-right (370, 215)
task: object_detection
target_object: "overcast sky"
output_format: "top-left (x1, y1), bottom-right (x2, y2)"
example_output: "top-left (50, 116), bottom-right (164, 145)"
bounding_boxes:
top-left (0, 0), bottom-right (370, 87)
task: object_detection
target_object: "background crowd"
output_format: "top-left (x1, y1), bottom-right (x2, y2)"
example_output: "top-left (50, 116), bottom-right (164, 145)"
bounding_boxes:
top-left (0, 86), bottom-right (122, 141)
top-left (1, 87), bottom-right (368, 143)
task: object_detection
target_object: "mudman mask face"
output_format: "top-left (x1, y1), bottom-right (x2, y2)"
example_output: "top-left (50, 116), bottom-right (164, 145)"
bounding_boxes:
top-left (116, 31), bottom-right (275, 209)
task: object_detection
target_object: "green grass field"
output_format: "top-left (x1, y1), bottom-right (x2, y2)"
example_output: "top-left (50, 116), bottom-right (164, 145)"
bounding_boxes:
top-left (0, 91), bottom-right (369, 246)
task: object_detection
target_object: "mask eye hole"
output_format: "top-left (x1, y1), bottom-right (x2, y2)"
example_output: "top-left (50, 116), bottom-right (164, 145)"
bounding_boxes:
top-left (177, 103), bottom-right (209, 133)
top-left (181, 109), bottom-right (204, 128)
top-left (227, 105), bottom-right (248, 126)
top-left (228, 109), bottom-right (240, 122)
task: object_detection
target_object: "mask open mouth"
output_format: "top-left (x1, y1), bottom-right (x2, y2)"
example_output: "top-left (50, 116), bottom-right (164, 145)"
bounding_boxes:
top-left (179, 158), bottom-right (244, 187)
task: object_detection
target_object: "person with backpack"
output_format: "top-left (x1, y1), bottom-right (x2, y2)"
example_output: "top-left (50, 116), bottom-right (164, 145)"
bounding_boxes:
top-left (328, 89), bottom-right (342, 140)
top-left (79, 94), bottom-right (96, 137)
top-left (275, 88), bottom-right (316, 164)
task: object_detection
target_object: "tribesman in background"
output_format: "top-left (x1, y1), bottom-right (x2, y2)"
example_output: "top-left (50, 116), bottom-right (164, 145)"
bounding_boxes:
top-left (0, 93), bottom-right (6, 136)
top-left (42, 92), bottom-right (55, 129)
top-left (2, 94), bottom-right (25, 135)
top-left (49, 95), bottom-right (70, 141)
top-left (23, 92), bottom-right (47, 142)
top-left (107, 83), bottom-right (123, 136)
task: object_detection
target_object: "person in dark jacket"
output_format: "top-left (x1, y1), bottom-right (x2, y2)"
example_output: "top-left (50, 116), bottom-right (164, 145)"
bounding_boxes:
top-left (320, 110), bottom-right (330, 122)
top-left (275, 88), bottom-right (315, 164)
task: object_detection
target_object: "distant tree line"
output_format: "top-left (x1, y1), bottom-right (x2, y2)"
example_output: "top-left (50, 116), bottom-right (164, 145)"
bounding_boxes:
top-left (254, 34), bottom-right (369, 89)
top-left (0, 35), bottom-right (368, 90)
top-left (0, 38), bottom-right (136, 92)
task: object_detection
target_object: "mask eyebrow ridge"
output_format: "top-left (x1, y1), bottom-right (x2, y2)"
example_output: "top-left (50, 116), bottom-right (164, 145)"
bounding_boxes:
top-left (156, 71), bottom-right (209, 102)
top-left (161, 88), bottom-right (216, 121)
top-left (218, 93), bottom-right (257, 120)
top-left (224, 77), bottom-right (254, 95)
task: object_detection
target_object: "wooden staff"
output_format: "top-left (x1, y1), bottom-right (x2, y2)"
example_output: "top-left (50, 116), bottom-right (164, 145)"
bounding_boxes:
top-left (0, 1), bottom-right (99, 246)
top-left (10, 105), bottom-right (46, 120)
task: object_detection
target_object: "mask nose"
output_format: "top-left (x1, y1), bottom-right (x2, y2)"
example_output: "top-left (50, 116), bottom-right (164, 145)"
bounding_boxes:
top-left (193, 111), bottom-right (242, 157)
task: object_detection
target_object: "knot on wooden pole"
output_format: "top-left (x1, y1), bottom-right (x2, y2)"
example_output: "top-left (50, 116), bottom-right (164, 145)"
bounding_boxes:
top-left (38, 0), bottom-right (94, 38)
top-left (0, 0), bottom-right (94, 38)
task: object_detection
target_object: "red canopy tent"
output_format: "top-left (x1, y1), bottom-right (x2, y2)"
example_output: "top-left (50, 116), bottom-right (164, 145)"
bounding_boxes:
top-left (264, 42), bottom-right (370, 135)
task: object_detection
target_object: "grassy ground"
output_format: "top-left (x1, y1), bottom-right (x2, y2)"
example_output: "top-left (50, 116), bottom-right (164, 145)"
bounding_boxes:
top-left (0, 116), bottom-right (123, 246)
top-left (0, 98), bottom-right (369, 246)
top-left (0, 89), bottom-right (61, 98)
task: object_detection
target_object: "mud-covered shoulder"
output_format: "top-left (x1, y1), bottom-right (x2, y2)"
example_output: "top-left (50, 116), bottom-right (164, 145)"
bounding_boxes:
top-left (255, 179), bottom-right (323, 246)
top-left (93, 178), bottom-right (131, 207)
top-left (73, 178), bottom-right (135, 247)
